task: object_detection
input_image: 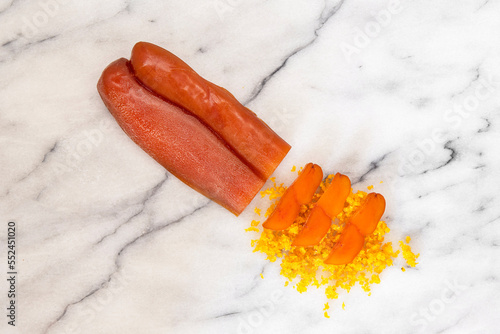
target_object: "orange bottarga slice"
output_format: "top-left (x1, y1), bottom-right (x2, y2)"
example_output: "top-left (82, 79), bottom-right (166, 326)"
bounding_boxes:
top-left (324, 224), bottom-right (365, 265)
top-left (292, 206), bottom-right (331, 246)
top-left (293, 164), bottom-right (324, 204)
top-left (293, 173), bottom-right (351, 246)
top-left (263, 163), bottom-right (323, 230)
top-left (325, 192), bottom-right (386, 265)
top-left (317, 173), bottom-right (351, 218)
top-left (261, 187), bottom-right (302, 230)
top-left (350, 193), bottom-right (386, 236)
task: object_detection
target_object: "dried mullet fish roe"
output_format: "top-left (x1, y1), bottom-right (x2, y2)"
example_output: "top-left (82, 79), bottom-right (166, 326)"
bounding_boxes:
top-left (400, 236), bottom-right (420, 267)
top-left (247, 170), bottom-right (420, 311)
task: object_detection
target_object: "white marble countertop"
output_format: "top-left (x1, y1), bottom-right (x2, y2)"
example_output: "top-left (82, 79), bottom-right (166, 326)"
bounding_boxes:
top-left (1, 0), bottom-right (499, 333)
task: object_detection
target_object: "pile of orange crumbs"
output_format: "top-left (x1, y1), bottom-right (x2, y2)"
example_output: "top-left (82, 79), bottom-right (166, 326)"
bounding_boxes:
top-left (246, 167), bottom-right (419, 317)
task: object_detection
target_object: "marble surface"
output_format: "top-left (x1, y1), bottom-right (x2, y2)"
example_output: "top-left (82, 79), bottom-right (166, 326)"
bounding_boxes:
top-left (1, 0), bottom-right (500, 333)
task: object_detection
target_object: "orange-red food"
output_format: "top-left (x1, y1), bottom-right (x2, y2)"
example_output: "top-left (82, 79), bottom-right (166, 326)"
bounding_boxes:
top-left (350, 193), bottom-right (386, 236)
top-left (293, 173), bottom-right (351, 246)
top-left (317, 173), bottom-right (351, 218)
top-left (130, 42), bottom-right (290, 180)
top-left (262, 163), bottom-right (323, 230)
top-left (97, 42), bottom-right (291, 216)
top-left (292, 206), bottom-right (331, 246)
top-left (324, 224), bottom-right (365, 265)
top-left (325, 192), bottom-right (386, 265)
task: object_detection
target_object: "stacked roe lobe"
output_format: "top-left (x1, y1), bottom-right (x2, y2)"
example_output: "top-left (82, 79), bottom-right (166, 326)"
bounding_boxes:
top-left (98, 42), bottom-right (291, 215)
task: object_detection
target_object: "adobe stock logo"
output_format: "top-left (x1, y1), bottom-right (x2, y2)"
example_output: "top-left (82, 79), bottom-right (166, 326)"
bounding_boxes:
top-left (340, 0), bottom-right (403, 62)
top-left (237, 289), bottom-right (284, 334)
top-left (409, 279), bottom-right (467, 331)
top-left (51, 119), bottom-right (113, 178)
top-left (267, 107), bottom-right (295, 134)
top-left (212, 0), bottom-right (243, 21)
top-left (20, 0), bottom-right (69, 39)
top-left (57, 268), bottom-right (132, 334)
top-left (398, 74), bottom-right (497, 175)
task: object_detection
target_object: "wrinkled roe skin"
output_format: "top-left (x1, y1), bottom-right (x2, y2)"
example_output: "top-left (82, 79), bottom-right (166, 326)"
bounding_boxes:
top-left (130, 42), bottom-right (291, 181)
top-left (97, 47), bottom-right (290, 215)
